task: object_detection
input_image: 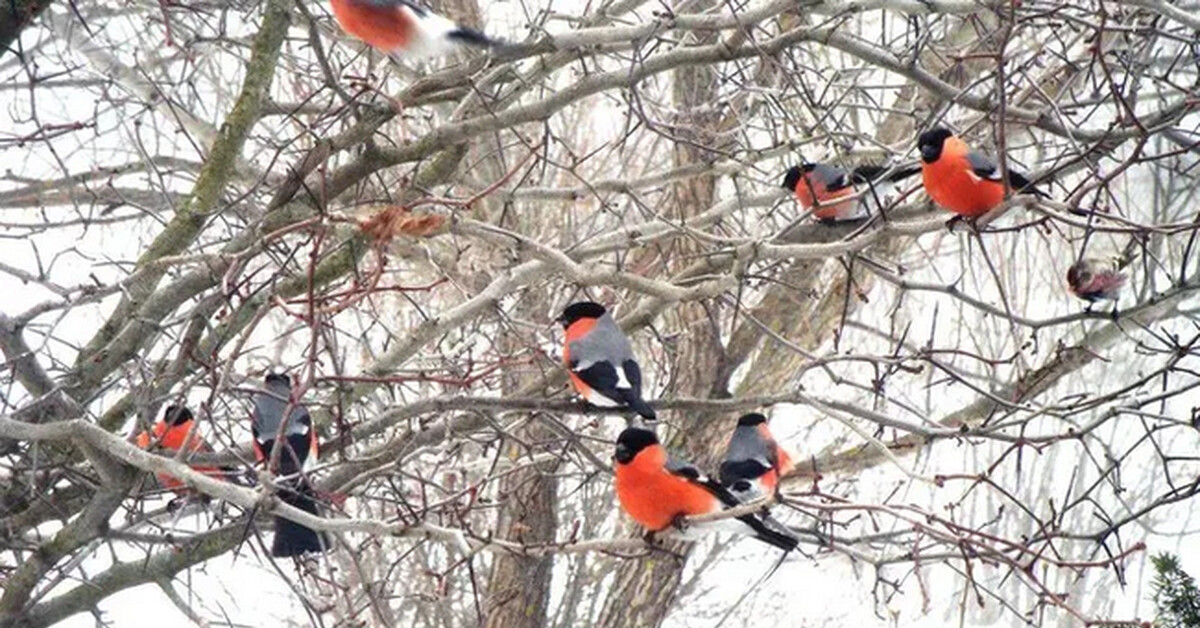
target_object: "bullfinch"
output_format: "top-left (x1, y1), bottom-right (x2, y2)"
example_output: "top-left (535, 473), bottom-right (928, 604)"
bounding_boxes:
top-left (558, 302), bottom-right (656, 420)
top-left (718, 413), bottom-right (794, 500)
top-left (782, 162), bottom-right (920, 222)
top-left (251, 373), bottom-right (329, 557)
top-left (613, 426), bottom-right (799, 551)
top-left (917, 127), bottom-right (1045, 218)
top-left (135, 405), bottom-right (230, 496)
top-left (329, 0), bottom-right (499, 59)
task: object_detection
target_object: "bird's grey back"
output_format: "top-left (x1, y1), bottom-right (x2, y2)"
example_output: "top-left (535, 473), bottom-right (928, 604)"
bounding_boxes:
top-left (811, 163), bottom-right (848, 188)
top-left (254, 385), bottom-right (309, 436)
top-left (966, 151), bottom-right (999, 178)
top-left (665, 453), bottom-right (701, 478)
top-left (568, 312), bottom-right (634, 367)
top-left (724, 424), bottom-right (772, 464)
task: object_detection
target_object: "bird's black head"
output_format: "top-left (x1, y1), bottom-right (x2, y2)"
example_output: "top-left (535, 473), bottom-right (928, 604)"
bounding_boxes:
top-left (917, 127), bottom-right (954, 163)
top-left (557, 301), bottom-right (607, 328)
top-left (162, 404), bottom-right (193, 427)
top-left (1066, 260), bottom-right (1088, 289)
top-left (783, 163), bottom-right (822, 190)
top-left (265, 372), bottom-right (292, 388)
top-left (737, 413), bottom-right (767, 427)
top-left (781, 165), bottom-right (804, 191)
top-left (614, 426), bottom-right (659, 464)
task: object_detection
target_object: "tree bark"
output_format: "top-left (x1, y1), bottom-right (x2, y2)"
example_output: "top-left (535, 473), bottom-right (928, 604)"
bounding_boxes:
top-left (594, 15), bottom-right (730, 627)
top-left (482, 433), bottom-right (558, 628)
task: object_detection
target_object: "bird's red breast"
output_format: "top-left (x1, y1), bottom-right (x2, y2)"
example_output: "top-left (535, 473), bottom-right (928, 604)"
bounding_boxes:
top-left (563, 317), bottom-right (598, 398)
top-left (614, 443), bottom-right (721, 531)
top-left (921, 136), bottom-right (1005, 217)
top-left (755, 423), bottom-right (795, 477)
top-left (748, 422), bottom-right (793, 493)
top-left (330, 0), bottom-right (416, 53)
top-left (792, 173), bottom-right (855, 220)
top-left (252, 438), bottom-right (265, 464)
top-left (136, 420), bottom-right (221, 492)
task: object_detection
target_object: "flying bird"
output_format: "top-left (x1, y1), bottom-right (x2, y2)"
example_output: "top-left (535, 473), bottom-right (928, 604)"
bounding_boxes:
top-left (781, 162), bottom-right (920, 222)
top-left (329, 0), bottom-right (500, 59)
top-left (251, 373), bottom-right (329, 558)
top-left (719, 413), bottom-right (794, 500)
top-left (1067, 258), bottom-right (1127, 303)
top-left (917, 127), bottom-right (1046, 218)
top-left (135, 405), bottom-right (230, 496)
top-left (613, 426), bottom-right (799, 551)
top-left (558, 301), bottom-right (655, 420)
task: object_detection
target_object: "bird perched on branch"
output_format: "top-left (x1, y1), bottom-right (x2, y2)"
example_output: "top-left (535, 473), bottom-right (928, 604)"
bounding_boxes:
top-left (917, 127), bottom-right (1046, 218)
top-left (1067, 257), bottom-right (1127, 304)
top-left (251, 373), bottom-right (329, 558)
top-left (135, 404), bottom-right (233, 498)
top-left (329, 0), bottom-right (501, 59)
top-left (782, 162), bottom-right (920, 223)
top-left (613, 426), bottom-right (798, 551)
top-left (558, 301), bottom-right (656, 420)
top-left (719, 413), bottom-right (794, 500)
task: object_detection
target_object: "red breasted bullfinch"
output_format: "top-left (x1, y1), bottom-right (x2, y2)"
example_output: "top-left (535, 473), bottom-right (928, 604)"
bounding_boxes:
top-left (251, 373), bottom-right (329, 557)
top-left (558, 302), bottom-right (655, 420)
top-left (1067, 258), bottom-right (1127, 303)
top-left (719, 413), bottom-right (794, 500)
top-left (329, 0), bottom-right (499, 58)
top-left (613, 426), bottom-right (799, 551)
top-left (917, 127), bottom-right (1046, 218)
top-left (782, 162), bottom-right (920, 222)
top-left (135, 405), bottom-right (229, 495)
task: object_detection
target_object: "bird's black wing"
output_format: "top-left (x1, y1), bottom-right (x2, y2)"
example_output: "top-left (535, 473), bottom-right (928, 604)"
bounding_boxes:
top-left (718, 459), bottom-right (773, 486)
top-left (573, 360), bottom-right (620, 393)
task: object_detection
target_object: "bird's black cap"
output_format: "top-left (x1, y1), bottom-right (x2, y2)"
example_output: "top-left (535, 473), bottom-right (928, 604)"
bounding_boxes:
top-left (737, 413), bottom-right (768, 427)
top-left (265, 372), bottom-right (292, 387)
top-left (917, 127), bottom-right (954, 163)
top-left (162, 404), bottom-right (194, 426)
top-left (558, 301), bottom-right (607, 328)
top-left (614, 426), bottom-right (658, 464)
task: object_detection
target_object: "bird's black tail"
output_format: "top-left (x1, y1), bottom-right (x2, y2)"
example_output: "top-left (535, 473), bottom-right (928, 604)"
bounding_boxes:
top-left (272, 482), bottom-right (329, 558)
top-left (885, 164), bottom-right (922, 182)
top-left (740, 513), bottom-right (799, 551)
top-left (618, 391), bottom-right (657, 421)
top-left (1007, 170), bottom-right (1050, 198)
top-left (447, 27), bottom-right (499, 48)
top-left (220, 466), bottom-right (250, 486)
top-left (849, 164), bottom-right (921, 184)
top-left (702, 478), bottom-right (798, 552)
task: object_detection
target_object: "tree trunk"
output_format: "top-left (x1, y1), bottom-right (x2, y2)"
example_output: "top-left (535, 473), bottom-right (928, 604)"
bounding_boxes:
top-left (594, 17), bottom-right (729, 627)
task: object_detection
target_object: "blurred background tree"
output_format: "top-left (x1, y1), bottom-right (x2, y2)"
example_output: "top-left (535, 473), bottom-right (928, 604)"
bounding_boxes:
top-left (1, 0), bottom-right (1199, 626)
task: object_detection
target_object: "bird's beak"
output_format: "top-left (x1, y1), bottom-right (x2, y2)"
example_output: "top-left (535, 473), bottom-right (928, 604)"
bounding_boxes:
top-left (614, 443), bottom-right (632, 464)
top-left (920, 144), bottom-right (938, 163)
